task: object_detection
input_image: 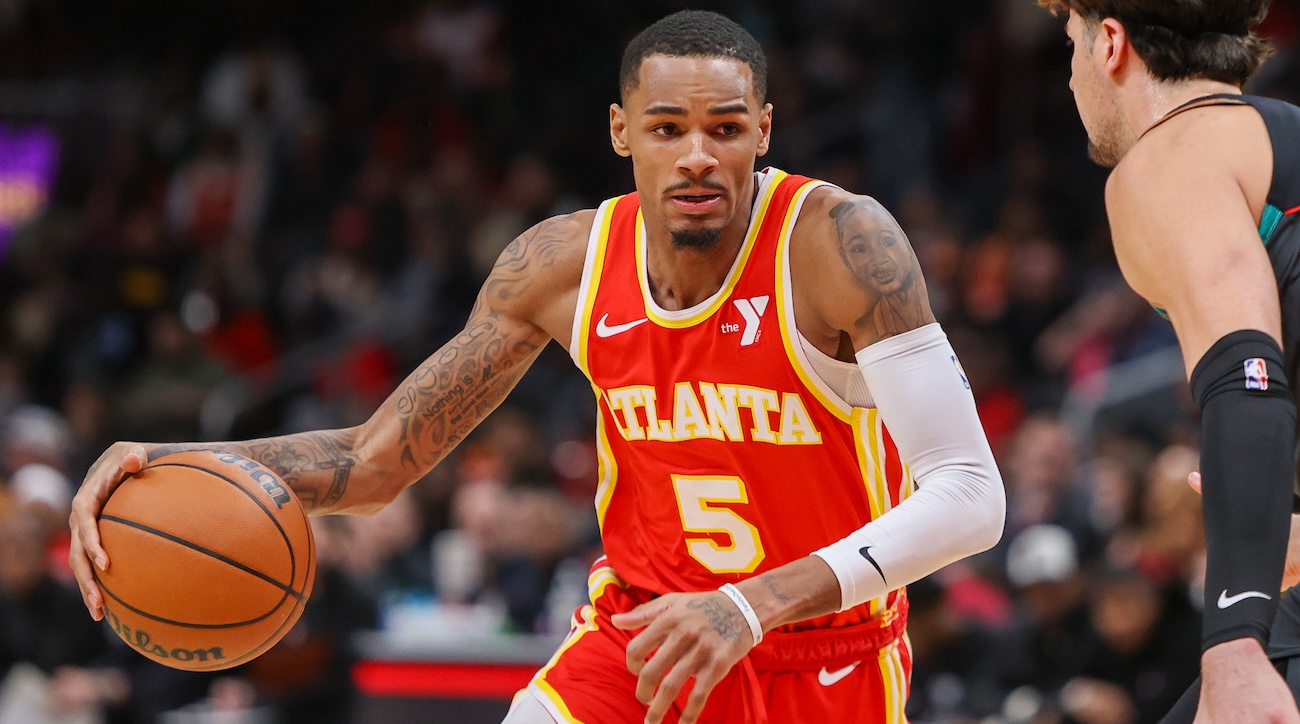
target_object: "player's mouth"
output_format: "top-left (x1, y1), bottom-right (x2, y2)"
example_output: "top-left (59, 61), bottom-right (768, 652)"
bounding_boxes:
top-left (671, 193), bottom-right (723, 214)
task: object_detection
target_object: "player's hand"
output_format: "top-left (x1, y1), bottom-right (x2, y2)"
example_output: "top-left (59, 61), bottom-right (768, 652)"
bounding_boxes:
top-left (68, 441), bottom-right (151, 621)
top-left (612, 591), bottom-right (755, 724)
top-left (1188, 472), bottom-right (1300, 591)
top-left (1197, 638), bottom-right (1300, 724)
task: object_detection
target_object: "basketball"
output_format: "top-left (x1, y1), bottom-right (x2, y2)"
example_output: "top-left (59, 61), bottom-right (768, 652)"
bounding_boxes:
top-left (93, 450), bottom-right (316, 671)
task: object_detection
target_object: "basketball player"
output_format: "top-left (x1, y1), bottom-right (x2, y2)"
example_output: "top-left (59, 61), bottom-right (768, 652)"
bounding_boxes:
top-left (67, 12), bottom-right (1005, 723)
top-left (1040, 0), bottom-right (1300, 721)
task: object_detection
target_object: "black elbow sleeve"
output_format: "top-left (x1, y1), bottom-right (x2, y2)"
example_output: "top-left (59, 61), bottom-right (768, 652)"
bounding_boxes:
top-left (1192, 329), bottom-right (1296, 650)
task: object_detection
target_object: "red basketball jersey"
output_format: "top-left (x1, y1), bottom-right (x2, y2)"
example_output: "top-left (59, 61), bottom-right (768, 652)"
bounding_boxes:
top-left (570, 168), bottom-right (913, 631)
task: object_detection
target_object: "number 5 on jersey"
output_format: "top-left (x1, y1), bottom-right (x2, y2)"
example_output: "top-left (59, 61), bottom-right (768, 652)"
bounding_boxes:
top-left (672, 475), bottom-right (766, 574)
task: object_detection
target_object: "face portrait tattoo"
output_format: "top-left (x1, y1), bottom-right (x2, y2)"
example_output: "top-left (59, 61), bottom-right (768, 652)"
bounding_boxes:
top-left (833, 203), bottom-right (916, 296)
top-left (830, 198), bottom-right (928, 338)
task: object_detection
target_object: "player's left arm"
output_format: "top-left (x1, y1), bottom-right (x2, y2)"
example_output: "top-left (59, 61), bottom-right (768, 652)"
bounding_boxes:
top-left (1105, 117), bottom-right (1294, 694)
top-left (611, 188), bottom-right (1004, 724)
top-left (788, 188), bottom-right (1005, 615)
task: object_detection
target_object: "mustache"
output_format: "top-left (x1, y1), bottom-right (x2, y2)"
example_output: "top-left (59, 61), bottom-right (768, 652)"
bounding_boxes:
top-left (664, 179), bottom-right (726, 194)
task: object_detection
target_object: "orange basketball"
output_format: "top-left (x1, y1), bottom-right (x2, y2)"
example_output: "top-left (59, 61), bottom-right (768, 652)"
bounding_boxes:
top-left (94, 449), bottom-right (315, 671)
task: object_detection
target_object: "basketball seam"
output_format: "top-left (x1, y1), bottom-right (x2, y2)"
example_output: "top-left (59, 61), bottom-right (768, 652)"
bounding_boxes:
top-left (100, 514), bottom-right (305, 601)
top-left (146, 460), bottom-right (299, 589)
top-left (93, 567), bottom-right (293, 629)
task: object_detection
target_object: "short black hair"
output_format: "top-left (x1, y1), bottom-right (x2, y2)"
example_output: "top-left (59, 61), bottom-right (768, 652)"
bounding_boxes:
top-left (619, 10), bottom-right (767, 104)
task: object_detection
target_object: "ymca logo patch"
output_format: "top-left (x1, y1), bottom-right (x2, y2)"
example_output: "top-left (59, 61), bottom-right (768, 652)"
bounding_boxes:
top-left (1244, 358), bottom-right (1269, 391)
top-left (726, 296), bottom-right (769, 347)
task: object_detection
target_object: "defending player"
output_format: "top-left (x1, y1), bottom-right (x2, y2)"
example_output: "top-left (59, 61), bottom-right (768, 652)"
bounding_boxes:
top-left (68, 12), bottom-right (1005, 723)
top-left (1040, 0), bottom-right (1300, 721)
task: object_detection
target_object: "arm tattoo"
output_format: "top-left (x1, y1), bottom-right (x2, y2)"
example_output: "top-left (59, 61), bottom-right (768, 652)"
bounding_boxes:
top-left (687, 597), bottom-right (745, 644)
top-left (393, 315), bottom-right (541, 473)
top-left (758, 573), bottom-right (792, 605)
top-left (392, 213), bottom-right (579, 472)
top-left (144, 213), bottom-right (581, 514)
top-left (829, 198), bottom-right (934, 340)
top-left (148, 431), bottom-right (359, 513)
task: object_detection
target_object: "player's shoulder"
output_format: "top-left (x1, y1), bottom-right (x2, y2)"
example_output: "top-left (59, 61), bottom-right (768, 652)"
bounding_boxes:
top-left (799, 183), bottom-right (888, 222)
top-left (1108, 101), bottom-right (1267, 207)
top-left (495, 209), bottom-right (597, 282)
top-left (484, 209), bottom-right (597, 323)
top-left (792, 184), bottom-right (902, 253)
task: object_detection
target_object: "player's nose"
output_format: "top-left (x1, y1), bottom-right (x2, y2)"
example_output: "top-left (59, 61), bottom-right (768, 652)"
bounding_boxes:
top-left (676, 132), bottom-right (718, 178)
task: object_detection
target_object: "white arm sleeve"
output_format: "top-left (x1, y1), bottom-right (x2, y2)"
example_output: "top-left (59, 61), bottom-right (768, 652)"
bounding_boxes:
top-left (812, 323), bottom-right (1005, 611)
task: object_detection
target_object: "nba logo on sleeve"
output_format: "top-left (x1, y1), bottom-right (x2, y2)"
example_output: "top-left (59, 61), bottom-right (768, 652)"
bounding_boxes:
top-left (1244, 358), bottom-right (1269, 391)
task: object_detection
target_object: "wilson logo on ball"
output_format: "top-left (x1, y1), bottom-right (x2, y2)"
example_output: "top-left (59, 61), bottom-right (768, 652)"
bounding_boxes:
top-left (215, 453), bottom-right (292, 509)
top-left (104, 608), bottom-right (226, 664)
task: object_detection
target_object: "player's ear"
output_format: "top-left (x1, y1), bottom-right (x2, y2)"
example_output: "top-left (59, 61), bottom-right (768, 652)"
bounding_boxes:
top-left (610, 104), bottom-right (631, 158)
top-left (756, 103), bottom-right (773, 158)
top-left (1099, 17), bottom-right (1129, 76)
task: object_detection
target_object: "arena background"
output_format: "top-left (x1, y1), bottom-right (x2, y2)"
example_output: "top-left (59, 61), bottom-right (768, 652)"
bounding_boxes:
top-left (0, 1), bottom-right (1298, 722)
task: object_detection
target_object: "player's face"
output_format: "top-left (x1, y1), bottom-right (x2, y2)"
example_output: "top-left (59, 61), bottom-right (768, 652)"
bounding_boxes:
top-left (1066, 11), bottom-right (1124, 168)
top-left (610, 55), bottom-right (772, 249)
top-left (836, 204), bottom-right (914, 296)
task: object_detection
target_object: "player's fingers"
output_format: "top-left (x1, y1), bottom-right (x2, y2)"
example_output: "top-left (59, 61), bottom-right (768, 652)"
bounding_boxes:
top-left (635, 633), bottom-right (693, 705)
top-left (678, 664), bottom-right (725, 724)
top-left (121, 451), bottom-right (145, 474)
top-left (79, 445), bottom-right (146, 570)
top-left (67, 533), bottom-right (103, 621)
top-left (644, 651), bottom-right (703, 724)
top-left (613, 597), bottom-right (668, 630)
top-left (75, 484), bottom-right (112, 572)
top-left (1188, 471), bottom-right (1202, 494)
top-left (626, 617), bottom-right (672, 675)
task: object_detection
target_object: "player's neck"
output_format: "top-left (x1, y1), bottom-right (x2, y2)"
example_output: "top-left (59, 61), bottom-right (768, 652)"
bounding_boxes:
top-left (642, 187), bottom-right (758, 312)
top-left (1132, 78), bottom-right (1243, 138)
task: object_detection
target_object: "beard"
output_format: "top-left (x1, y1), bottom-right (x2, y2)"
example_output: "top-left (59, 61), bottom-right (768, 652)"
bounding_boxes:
top-left (670, 226), bottom-right (724, 250)
top-left (1083, 102), bottom-right (1126, 169)
top-left (1087, 138), bottom-right (1122, 169)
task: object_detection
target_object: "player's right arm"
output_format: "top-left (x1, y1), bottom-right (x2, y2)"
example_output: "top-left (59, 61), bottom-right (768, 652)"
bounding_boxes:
top-left (69, 210), bottom-right (593, 620)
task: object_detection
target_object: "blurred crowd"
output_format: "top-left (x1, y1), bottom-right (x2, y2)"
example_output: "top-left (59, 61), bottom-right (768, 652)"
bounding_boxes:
top-left (0, 0), bottom-right (1298, 723)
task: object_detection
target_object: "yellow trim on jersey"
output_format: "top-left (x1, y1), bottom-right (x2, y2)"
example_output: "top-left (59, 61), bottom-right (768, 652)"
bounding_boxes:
top-left (592, 397), bottom-right (619, 532)
top-left (586, 561), bottom-right (628, 603)
top-left (852, 408), bottom-right (884, 523)
top-left (529, 563), bottom-right (629, 724)
top-left (572, 198), bottom-right (620, 379)
top-left (877, 639), bottom-right (907, 724)
top-left (773, 181), bottom-right (854, 424)
top-left (854, 407), bottom-right (889, 619)
top-left (634, 170), bottom-right (786, 329)
top-left (532, 606), bottom-right (594, 724)
top-left (898, 465), bottom-right (916, 503)
top-left (868, 411), bottom-right (894, 517)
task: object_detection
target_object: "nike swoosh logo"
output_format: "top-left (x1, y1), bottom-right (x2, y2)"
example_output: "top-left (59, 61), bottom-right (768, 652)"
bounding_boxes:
top-left (1218, 589), bottom-right (1272, 609)
top-left (817, 662), bottom-right (859, 687)
top-left (595, 314), bottom-right (649, 338)
top-left (859, 546), bottom-right (887, 585)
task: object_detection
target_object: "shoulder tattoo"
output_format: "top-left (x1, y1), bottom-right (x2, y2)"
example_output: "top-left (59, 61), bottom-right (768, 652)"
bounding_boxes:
top-left (829, 198), bottom-right (933, 341)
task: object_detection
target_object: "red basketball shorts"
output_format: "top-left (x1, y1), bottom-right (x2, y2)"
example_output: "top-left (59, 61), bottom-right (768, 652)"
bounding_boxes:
top-left (515, 559), bottom-right (912, 724)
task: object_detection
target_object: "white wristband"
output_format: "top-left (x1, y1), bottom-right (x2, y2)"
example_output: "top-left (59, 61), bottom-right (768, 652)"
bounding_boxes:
top-left (717, 583), bottom-right (763, 646)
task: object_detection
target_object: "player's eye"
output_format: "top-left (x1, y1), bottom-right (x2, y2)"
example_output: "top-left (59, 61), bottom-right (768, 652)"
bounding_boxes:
top-left (718, 124), bottom-right (741, 136)
top-left (652, 124), bottom-right (678, 136)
